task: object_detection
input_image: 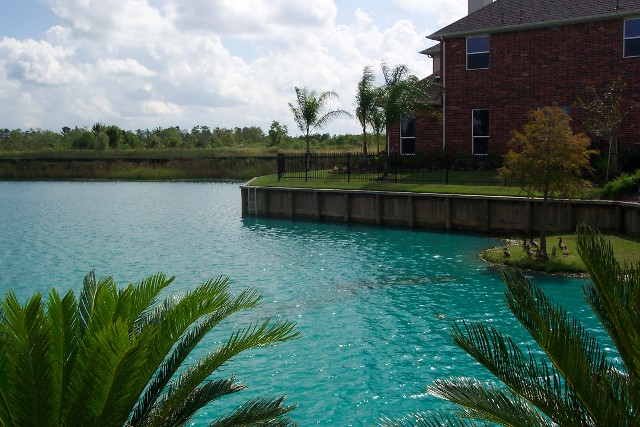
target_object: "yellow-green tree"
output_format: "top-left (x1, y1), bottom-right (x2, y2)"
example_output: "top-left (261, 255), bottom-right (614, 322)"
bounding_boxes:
top-left (499, 106), bottom-right (595, 256)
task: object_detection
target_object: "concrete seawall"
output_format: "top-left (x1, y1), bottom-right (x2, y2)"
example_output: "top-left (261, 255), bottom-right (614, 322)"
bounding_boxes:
top-left (240, 185), bottom-right (640, 235)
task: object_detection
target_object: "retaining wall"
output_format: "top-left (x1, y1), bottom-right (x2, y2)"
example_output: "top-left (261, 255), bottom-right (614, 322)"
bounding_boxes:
top-left (240, 185), bottom-right (640, 235)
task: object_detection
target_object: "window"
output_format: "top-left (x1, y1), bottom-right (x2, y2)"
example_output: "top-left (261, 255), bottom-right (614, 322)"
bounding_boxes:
top-left (538, 105), bottom-right (571, 117)
top-left (624, 18), bottom-right (640, 58)
top-left (400, 112), bottom-right (416, 155)
top-left (467, 35), bottom-right (490, 69)
top-left (472, 109), bottom-right (489, 155)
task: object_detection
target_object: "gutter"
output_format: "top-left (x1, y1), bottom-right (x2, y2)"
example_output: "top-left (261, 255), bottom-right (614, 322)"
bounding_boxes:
top-left (441, 37), bottom-right (446, 151)
top-left (428, 10), bottom-right (640, 40)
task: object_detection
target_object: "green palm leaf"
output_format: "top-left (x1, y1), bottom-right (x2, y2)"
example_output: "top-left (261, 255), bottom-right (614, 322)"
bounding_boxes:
top-left (377, 411), bottom-right (481, 427)
top-left (46, 289), bottom-right (79, 424)
top-left (130, 287), bottom-right (261, 426)
top-left (0, 292), bottom-right (56, 426)
top-left (208, 397), bottom-right (296, 427)
top-left (149, 319), bottom-right (298, 424)
top-left (428, 378), bottom-right (553, 427)
top-left (577, 225), bottom-right (640, 385)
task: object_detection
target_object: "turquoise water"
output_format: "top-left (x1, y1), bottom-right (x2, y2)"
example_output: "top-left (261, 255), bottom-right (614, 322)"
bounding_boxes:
top-left (0, 182), bottom-right (603, 425)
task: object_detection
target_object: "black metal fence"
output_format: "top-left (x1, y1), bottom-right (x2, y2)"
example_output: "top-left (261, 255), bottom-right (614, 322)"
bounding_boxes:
top-left (277, 152), bottom-right (509, 186)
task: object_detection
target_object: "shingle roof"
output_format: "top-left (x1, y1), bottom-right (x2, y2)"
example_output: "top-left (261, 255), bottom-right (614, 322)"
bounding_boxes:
top-left (428, 0), bottom-right (640, 39)
top-left (420, 44), bottom-right (441, 56)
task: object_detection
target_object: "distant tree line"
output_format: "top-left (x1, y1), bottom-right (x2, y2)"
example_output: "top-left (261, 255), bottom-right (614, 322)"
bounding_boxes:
top-left (0, 121), bottom-right (362, 152)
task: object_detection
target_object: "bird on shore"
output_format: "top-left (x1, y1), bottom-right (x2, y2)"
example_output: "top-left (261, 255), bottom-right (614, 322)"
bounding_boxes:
top-left (563, 246), bottom-right (570, 256)
top-left (551, 246), bottom-right (557, 256)
top-left (529, 238), bottom-right (539, 249)
top-left (524, 246), bottom-right (533, 257)
top-left (558, 236), bottom-right (567, 250)
top-left (503, 247), bottom-right (511, 257)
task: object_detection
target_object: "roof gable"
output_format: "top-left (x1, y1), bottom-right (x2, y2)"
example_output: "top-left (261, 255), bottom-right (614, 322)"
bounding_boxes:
top-left (429, 0), bottom-right (640, 39)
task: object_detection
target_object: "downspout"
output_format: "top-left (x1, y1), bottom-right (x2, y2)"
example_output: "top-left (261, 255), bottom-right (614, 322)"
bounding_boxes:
top-left (441, 37), bottom-right (446, 150)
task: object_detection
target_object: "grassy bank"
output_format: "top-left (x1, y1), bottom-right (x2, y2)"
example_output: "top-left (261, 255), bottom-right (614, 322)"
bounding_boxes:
top-left (482, 233), bottom-right (640, 274)
top-left (248, 174), bottom-right (606, 198)
top-left (0, 157), bottom-right (276, 181)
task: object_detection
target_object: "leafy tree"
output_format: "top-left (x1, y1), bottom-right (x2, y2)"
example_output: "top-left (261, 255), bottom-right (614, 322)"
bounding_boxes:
top-left (0, 271), bottom-right (299, 427)
top-left (499, 106), bottom-right (595, 257)
top-left (288, 87), bottom-right (351, 166)
top-left (268, 121), bottom-right (288, 147)
top-left (379, 224), bottom-right (640, 426)
top-left (71, 129), bottom-right (97, 150)
top-left (105, 125), bottom-right (123, 149)
top-left (355, 66), bottom-right (378, 159)
top-left (575, 75), bottom-right (628, 182)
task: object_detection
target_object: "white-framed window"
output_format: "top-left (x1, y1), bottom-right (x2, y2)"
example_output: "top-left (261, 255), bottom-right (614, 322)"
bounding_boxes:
top-left (472, 109), bottom-right (489, 155)
top-left (400, 112), bottom-right (416, 155)
top-left (467, 35), bottom-right (490, 69)
top-left (624, 18), bottom-right (640, 58)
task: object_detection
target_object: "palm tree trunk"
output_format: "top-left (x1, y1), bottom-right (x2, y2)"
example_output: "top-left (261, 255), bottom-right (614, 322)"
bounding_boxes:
top-left (305, 128), bottom-right (311, 172)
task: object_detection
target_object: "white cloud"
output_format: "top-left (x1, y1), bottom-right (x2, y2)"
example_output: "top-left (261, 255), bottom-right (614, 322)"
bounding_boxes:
top-left (0, 0), bottom-right (457, 135)
top-left (96, 58), bottom-right (156, 77)
top-left (393, 0), bottom-right (467, 29)
top-left (0, 37), bottom-right (84, 86)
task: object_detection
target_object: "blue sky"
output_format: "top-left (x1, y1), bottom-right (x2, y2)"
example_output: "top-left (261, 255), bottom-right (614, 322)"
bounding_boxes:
top-left (0, 0), bottom-right (468, 135)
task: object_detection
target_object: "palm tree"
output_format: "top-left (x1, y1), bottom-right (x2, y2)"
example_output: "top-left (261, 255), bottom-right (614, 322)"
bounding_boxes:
top-left (288, 87), bottom-right (351, 169)
top-left (377, 62), bottom-right (442, 176)
top-left (355, 66), bottom-right (378, 160)
top-left (370, 88), bottom-right (386, 155)
top-left (378, 224), bottom-right (640, 426)
top-left (0, 271), bottom-right (299, 427)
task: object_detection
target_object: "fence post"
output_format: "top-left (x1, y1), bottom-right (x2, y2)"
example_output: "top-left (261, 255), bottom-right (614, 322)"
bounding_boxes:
top-left (277, 153), bottom-right (284, 181)
top-left (347, 153), bottom-right (351, 183)
top-left (445, 152), bottom-right (449, 184)
top-left (305, 153), bottom-right (308, 182)
top-left (394, 153), bottom-right (398, 183)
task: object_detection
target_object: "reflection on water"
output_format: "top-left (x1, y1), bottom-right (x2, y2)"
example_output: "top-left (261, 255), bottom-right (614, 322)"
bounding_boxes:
top-left (0, 181), bottom-right (605, 425)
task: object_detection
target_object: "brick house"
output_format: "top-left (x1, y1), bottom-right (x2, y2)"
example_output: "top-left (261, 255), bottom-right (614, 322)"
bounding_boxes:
top-left (389, 0), bottom-right (640, 156)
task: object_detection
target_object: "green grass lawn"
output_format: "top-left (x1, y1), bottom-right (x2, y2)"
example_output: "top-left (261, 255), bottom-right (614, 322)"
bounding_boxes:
top-left (248, 174), bottom-right (530, 196)
top-left (247, 174), bottom-right (603, 198)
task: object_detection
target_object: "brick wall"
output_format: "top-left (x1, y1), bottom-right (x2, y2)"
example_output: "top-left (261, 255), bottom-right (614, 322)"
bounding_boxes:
top-left (402, 18), bottom-right (640, 155)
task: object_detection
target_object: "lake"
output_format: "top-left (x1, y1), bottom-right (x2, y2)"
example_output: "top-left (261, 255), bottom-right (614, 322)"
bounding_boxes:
top-left (0, 181), bottom-right (599, 425)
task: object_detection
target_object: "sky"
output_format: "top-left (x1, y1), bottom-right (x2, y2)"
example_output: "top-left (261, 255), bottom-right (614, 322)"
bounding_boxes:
top-left (0, 0), bottom-right (469, 136)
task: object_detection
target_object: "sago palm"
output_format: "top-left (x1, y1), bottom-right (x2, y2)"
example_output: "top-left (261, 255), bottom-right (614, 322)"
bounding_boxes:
top-left (379, 224), bottom-right (639, 426)
top-left (0, 272), bottom-right (299, 427)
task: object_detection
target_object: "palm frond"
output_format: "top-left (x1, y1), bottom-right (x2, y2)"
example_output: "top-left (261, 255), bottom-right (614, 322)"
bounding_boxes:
top-left (208, 396), bottom-right (296, 427)
top-left (130, 285), bottom-right (263, 426)
top-left (150, 320), bottom-right (298, 422)
top-left (450, 320), bottom-right (586, 425)
top-left (63, 320), bottom-right (140, 425)
top-left (46, 288), bottom-right (79, 424)
top-left (1, 291), bottom-right (56, 426)
top-left (576, 224), bottom-right (640, 384)
top-left (128, 273), bottom-right (174, 327)
top-left (377, 411), bottom-right (481, 427)
top-left (428, 378), bottom-right (553, 427)
top-left (150, 377), bottom-right (243, 427)
top-left (501, 267), bottom-right (631, 425)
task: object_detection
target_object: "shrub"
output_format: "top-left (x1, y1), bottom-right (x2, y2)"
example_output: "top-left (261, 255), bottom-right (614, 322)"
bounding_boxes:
top-left (602, 169), bottom-right (640, 198)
